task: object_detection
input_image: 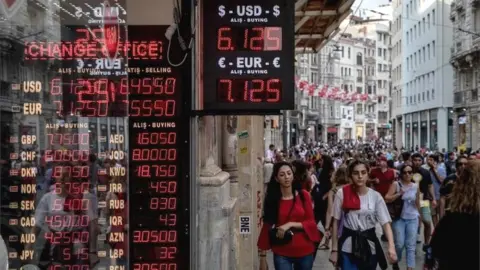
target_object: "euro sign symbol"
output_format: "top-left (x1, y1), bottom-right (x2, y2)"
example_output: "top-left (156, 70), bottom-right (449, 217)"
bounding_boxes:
top-left (272, 5), bottom-right (280, 17)
top-left (273, 57), bottom-right (280, 68)
top-left (218, 57), bottom-right (226, 68)
top-left (218, 5), bottom-right (226, 17)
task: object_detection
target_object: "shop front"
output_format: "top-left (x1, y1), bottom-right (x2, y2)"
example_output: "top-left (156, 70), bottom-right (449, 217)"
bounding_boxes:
top-left (327, 126), bottom-right (338, 143)
top-left (412, 122), bottom-right (419, 148)
top-left (457, 115), bottom-right (467, 152)
top-left (365, 123), bottom-right (376, 141)
top-left (405, 123), bottom-right (411, 150)
top-left (355, 124), bottom-right (364, 141)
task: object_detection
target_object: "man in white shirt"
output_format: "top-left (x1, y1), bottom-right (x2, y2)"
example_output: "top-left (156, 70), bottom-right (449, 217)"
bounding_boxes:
top-left (265, 144), bottom-right (275, 163)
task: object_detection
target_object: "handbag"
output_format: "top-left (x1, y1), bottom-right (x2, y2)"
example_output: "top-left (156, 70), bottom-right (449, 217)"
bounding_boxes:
top-left (387, 182), bottom-right (404, 220)
top-left (268, 197), bottom-right (298, 246)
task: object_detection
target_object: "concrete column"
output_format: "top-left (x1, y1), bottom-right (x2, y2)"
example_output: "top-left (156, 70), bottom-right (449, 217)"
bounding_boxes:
top-left (437, 108), bottom-right (448, 150)
top-left (402, 115), bottom-right (406, 148)
top-left (426, 112), bottom-right (430, 149)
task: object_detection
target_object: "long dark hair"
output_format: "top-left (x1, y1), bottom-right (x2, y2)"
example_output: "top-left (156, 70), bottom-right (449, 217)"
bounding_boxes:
top-left (263, 161), bottom-right (304, 225)
top-left (292, 160), bottom-right (310, 191)
top-left (318, 155), bottom-right (334, 195)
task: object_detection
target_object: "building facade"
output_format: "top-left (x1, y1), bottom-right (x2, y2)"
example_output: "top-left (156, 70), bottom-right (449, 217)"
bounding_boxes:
top-left (450, 0), bottom-right (480, 152)
top-left (391, 0), bottom-right (404, 149)
top-left (401, 0), bottom-right (454, 151)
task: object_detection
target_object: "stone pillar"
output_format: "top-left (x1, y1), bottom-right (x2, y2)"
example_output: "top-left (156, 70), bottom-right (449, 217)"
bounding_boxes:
top-left (236, 116), bottom-right (265, 270)
top-left (222, 116), bottom-right (240, 270)
top-left (198, 116), bottom-right (237, 270)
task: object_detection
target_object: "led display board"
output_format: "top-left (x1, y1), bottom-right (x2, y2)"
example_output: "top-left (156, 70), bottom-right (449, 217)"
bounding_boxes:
top-left (0, 1), bottom-right (190, 268)
top-left (127, 25), bottom-right (190, 270)
top-left (202, 0), bottom-right (295, 113)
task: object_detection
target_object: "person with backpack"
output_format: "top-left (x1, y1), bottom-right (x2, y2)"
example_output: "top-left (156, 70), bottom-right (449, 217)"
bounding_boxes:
top-left (385, 164), bottom-right (420, 270)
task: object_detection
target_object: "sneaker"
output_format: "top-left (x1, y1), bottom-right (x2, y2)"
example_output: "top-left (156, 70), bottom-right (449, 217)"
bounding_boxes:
top-left (392, 263), bottom-right (400, 270)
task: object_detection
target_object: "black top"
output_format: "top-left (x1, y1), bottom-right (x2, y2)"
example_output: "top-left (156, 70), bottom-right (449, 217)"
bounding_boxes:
top-left (413, 167), bottom-right (433, 200)
top-left (439, 174), bottom-right (457, 213)
top-left (431, 212), bottom-right (480, 270)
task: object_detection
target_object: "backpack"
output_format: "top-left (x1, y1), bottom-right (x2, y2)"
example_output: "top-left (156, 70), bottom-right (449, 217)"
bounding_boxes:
top-left (387, 182), bottom-right (404, 220)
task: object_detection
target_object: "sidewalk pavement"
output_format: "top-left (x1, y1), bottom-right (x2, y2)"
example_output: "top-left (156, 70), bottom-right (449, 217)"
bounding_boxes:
top-left (267, 243), bottom-right (424, 269)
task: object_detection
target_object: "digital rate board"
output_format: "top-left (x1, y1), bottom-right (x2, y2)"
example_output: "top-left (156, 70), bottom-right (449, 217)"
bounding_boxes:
top-left (202, 0), bottom-right (295, 113)
top-left (0, 2), bottom-right (190, 269)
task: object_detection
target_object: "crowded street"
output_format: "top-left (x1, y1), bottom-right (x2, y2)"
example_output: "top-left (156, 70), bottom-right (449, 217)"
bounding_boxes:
top-left (1, 0), bottom-right (480, 269)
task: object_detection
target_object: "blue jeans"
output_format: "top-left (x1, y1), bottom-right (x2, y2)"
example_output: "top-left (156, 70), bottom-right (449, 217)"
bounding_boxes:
top-left (273, 254), bottom-right (314, 270)
top-left (392, 218), bottom-right (419, 268)
top-left (341, 252), bottom-right (377, 270)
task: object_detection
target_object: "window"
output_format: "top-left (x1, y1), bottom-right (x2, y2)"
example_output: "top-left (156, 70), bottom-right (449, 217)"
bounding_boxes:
top-left (475, 9), bottom-right (480, 32)
top-left (312, 55), bottom-right (318, 65)
top-left (432, 89), bottom-right (435, 99)
top-left (427, 44), bottom-right (430, 59)
top-left (356, 103), bottom-right (363, 114)
top-left (427, 14), bottom-right (430, 27)
top-left (357, 87), bottom-right (362, 93)
top-left (378, 48), bottom-right (382, 57)
top-left (356, 53), bottom-right (363, 65)
top-left (422, 18), bottom-right (425, 32)
top-left (406, 4), bottom-right (409, 17)
top-left (311, 72), bottom-right (318, 83)
top-left (433, 41), bottom-right (435, 57)
top-left (472, 89), bottom-right (478, 101)
top-left (378, 63), bottom-right (382, 71)
top-left (341, 67), bottom-right (344, 76)
top-left (341, 46), bottom-right (344, 57)
top-left (348, 47), bottom-right (351, 58)
top-left (432, 9), bottom-right (435, 24)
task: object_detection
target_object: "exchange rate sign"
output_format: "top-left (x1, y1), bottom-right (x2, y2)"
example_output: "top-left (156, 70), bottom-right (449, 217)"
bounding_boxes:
top-left (127, 25), bottom-right (190, 270)
top-left (202, 0), bottom-right (295, 113)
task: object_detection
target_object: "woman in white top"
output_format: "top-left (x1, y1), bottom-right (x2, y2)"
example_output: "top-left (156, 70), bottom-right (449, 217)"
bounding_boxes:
top-left (385, 164), bottom-right (420, 270)
top-left (329, 159), bottom-right (397, 270)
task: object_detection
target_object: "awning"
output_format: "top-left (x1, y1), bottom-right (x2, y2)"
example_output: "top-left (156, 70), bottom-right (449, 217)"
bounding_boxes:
top-left (295, 0), bottom-right (354, 53)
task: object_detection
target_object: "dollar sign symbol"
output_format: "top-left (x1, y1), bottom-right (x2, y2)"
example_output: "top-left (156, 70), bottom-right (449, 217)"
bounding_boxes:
top-left (218, 5), bottom-right (226, 17)
top-left (273, 5), bottom-right (280, 17)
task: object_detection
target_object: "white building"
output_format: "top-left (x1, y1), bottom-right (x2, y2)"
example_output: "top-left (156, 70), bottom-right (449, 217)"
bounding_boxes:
top-left (450, 0), bottom-right (480, 152)
top-left (391, 0), bottom-right (404, 149)
top-left (401, 0), bottom-right (454, 150)
top-left (319, 33), bottom-right (370, 141)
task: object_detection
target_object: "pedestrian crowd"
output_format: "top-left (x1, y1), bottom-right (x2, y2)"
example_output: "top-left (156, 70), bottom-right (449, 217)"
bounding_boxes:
top-left (258, 142), bottom-right (479, 270)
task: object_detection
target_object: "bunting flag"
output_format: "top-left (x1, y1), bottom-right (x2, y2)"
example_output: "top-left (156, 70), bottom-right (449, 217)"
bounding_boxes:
top-left (294, 77), bottom-right (377, 104)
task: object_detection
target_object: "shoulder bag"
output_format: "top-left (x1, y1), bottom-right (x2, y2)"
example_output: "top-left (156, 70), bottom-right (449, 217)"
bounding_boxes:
top-left (387, 182), bottom-right (404, 220)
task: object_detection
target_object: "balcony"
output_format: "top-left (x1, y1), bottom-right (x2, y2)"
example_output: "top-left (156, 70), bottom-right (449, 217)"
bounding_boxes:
top-left (366, 112), bottom-right (377, 119)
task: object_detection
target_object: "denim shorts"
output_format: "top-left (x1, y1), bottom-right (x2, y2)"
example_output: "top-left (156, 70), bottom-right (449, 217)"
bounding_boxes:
top-left (420, 206), bottom-right (432, 223)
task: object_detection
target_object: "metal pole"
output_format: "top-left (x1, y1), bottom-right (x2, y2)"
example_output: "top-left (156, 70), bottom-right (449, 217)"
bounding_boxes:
top-left (282, 110), bottom-right (289, 150)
